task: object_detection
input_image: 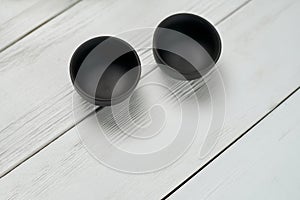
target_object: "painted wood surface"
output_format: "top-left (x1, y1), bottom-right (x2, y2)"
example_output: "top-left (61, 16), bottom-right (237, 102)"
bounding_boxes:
top-left (0, 0), bottom-right (299, 199)
top-left (0, 0), bottom-right (248, 177)
top-left (171, 89), bottom-right (300, 200)
top-left (0, 0), bottom-right (80, 52)
top-left (0, 0), bottom-right (40, 24)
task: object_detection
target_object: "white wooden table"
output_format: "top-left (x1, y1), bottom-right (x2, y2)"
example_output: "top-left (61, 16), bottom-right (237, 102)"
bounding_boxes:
top-left (0, 0), bottom-right (299, 199)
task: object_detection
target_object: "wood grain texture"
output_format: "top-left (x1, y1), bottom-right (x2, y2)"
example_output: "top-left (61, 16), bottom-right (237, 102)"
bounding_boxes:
top-left (0, 0), bottom-right (40, 24)
top-left (0, 0), bottom-right (80, 52)
top-left (0, 0), bottom-right (299, 199)
top-left (0, 0), bottom-right (248, 177)
top-left (171, 89), bottom-right (300, 200)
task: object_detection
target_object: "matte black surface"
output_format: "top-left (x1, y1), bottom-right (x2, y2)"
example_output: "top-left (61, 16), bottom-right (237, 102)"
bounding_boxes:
top-left (70, 36), bottom-right (141, 106)
top-left (153, 13), bottom-right (222, 80)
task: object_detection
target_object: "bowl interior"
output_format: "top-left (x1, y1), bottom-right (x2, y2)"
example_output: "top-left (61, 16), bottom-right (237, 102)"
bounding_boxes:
top-left (70, 36), bottom-right (141, 105)
top-left (153, 13), bottom-right (221, 78)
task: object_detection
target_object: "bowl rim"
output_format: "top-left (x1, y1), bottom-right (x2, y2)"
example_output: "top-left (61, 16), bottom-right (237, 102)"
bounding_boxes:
top-left (152, 13), bottom-right (222, 79)
top-left (69, 36), bottom-right (141, 106)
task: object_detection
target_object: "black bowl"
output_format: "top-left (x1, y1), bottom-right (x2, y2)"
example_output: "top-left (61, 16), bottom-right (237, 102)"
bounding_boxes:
top-left (153, 13), bottom-right (222, 80)
top-left (70, 36), bottom-right (141, 106)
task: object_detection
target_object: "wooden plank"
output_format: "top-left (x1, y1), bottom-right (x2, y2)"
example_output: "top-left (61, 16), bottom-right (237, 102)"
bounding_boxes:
top-left (0, 0), bottom-right (40, 24)
top-left (0, 0), bottom-right (300, 199)
top-left (0, 0), bottom-right (249, 177)
top-left (0, 0), bottom-right (80, 52)
top-left (171, 89), bottom-right (300, 200)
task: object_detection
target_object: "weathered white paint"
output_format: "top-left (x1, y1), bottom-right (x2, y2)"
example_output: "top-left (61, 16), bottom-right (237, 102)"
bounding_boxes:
top-left (0, 0), bottom-right (80, 51)
top-left (0, 0), bottom-right (299, 199)
top-left (0, 0), bottom-right (248, 177)
top-left (171, 89), bottom-right (300, 200)
top-left (0, 0), bottom-right (40, 24)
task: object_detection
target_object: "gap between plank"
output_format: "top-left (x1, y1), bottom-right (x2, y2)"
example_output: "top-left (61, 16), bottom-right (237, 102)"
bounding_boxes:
top-left (162, 86), bottom-right (300, 200)
top-left (0, 0), bottom-right (82, 53)
top-left (0, 0), bottom-right (253, 180)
